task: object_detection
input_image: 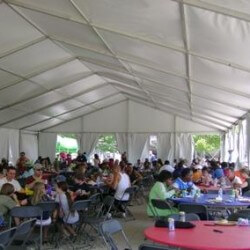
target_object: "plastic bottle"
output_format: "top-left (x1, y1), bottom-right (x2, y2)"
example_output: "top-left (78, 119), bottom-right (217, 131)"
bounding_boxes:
top-left (179, 211), bottom-right (186, 222)
top-left (168, 218), bottom-right (175, 231)
top-left (218, 187), bottom-right (223, 199)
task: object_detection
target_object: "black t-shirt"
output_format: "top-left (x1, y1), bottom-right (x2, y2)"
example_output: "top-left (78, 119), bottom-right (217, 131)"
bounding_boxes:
top-left (242, 178), bottom-right (250, 194)
top-left (70, 182), bottom-right (90, 192)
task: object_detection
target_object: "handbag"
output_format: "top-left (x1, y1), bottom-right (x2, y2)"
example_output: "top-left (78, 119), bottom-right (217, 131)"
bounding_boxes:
top-left (155, 219), bottom-right (196, 229)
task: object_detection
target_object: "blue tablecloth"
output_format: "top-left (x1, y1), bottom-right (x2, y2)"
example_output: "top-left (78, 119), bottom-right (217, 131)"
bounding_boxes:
top-left (171, 194), bottom-right (250, 207)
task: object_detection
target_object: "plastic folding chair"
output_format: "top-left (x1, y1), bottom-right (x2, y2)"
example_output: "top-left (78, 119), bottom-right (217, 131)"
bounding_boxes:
top-left (138, 243), bottom-right (169, 250)
top-left (168, 213), bottom-right (200, 221)
top-left (11, 218), bottom-right (37, 248)
top-left (243, 190), bottom-right (250, 197)
top-left (36, 201), bottom-right (59, 245)
top-left (118, 186), bottom-right (137, 221)
top-left (100, 219), bottom-right (132, 250)
top-left (0, 227), bottom-right (16, 249)
top-left (151, 199), bottom-right (175, 220)
top-left (10, 206), bottom-right (43, 249)
top-left (178, 204), bottom-right (208, 220)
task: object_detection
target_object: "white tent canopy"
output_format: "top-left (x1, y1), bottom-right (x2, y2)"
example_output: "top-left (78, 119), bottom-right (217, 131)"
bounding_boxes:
top-left (0, 0), bottom-right (250, 164)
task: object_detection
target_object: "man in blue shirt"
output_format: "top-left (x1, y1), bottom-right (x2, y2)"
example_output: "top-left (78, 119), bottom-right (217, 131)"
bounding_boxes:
top-left (173, 168), bottom-right (199, 192)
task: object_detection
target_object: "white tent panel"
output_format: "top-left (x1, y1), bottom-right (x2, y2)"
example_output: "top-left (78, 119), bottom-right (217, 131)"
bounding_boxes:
top-left (0, 128), bottom-right (19, 164)
top-left (128, 101), bottom-right (174, 133)
top-left (191, 112), bottom-right (231, 128)
top-left (75, 0), bottom-right (183, 47)
top-left (82, 61), bottom-right (132, 80)
top-left (0, 39), bottom-right (72, 76)
top-left (129, 63), bottom-right (189, 92)
top-left (192, 82), bottom-right (250, 110)
top-left (38, 132), bottom-right (57, 161)
top-left (56, 75), bottom-right (105, 97)
top-left (31, 59), bottom-right (91, 89)
top-left (6, 114), bottom-right (50, 129)
top-left (176, 117), bottom-right (215, 133)
top-left (0, 69), bottom-right (22, 89)
top-left (0, 2), bottom-right (42, 55)
top-left (0, 80), bottom-right (45, 106)
top-left (98, 30), bottom-right (186, 75)
top-left (92, 94), bottom-right (126, 109)
top-left (76, 85), bottom-right (118, 104)
top-left (192, 107), bottom-right (237, 124)
top-left (44, 118), bottom-right (82, 133)
top-left (17, 7), bottom-right (109, 53)
top-left (203, 0), bottom-right (250, 14)
top-left (192, 57), bottom-right (250, 95)
top-left (0, 108), bottom-right (26, 124)
top-left (192, 117), bottom-right (227, 131)
top-left (28, 118), bottom-right (63, 131)
top-left (56, 106), bottom-right (95, 121)
top-left (39, 100), bottom-right (83, 117)
top-left (13, 91), bottom-right (65, 112)
top-left (59, 42), bottom-right (126, 71)
top-left (20, 132), bottom-right (38, 161)
top-left (82, 101), bottom-right (127, 133)
top-left (11, 0), bottom-right (85, 22)
top-left (187, 5), bottom-right (250, 67)
top-left (143, 82), bottom-right (189, 103)
top-left (192, 95), bottom-right (245, 118)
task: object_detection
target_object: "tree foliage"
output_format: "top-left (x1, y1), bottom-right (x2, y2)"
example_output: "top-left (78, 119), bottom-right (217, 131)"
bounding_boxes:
top-left (95, 135), bottom-right (118, 153)
top-left (193, 134), bottom-right (221, 154)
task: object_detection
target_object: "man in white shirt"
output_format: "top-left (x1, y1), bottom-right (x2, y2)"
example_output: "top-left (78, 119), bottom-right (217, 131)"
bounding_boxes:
top-left (159, 160), bottom-right (175, 173)
top-left (0, 167), bottom-right (21, 192)
top-left (225, 168), bottom-right (242, 188)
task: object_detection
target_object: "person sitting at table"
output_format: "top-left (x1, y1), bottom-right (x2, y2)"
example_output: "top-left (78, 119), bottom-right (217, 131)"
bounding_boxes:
top-left (0, 167), bottom-right (22, 192)
top-left (159, 160), bottom-right (175, 173)
top-left (106, 161), bottom-right (131, 217)
top-left (192, 169), bottom-right (202, 184)
top-left (235, 168), bottom-right (249, 183)
top-left (55, 181), bottom-right (79, 238)
top-left (29, 182), bottom-right (52, 242)
top-left (126, 163), bottom-right (143, 185)
top-left (173, 168), bottom-right (199, 192)
top-left (211, 161), bottom-right (224, 180)
top-left (147, 170), bottom-right (178, 217)
top-left (16, 152), bottom-right (29, 175)
top-left (25, 164), bottom-right (47, 189)
top-left (0, 183), bottom-right (27, 222)
top-left (70, 173), bottom-right (90, 201)
top-left (172, 161), bottom-right (184, 179)
top-left (224, 167), bottom-right (242, 189)
top-left (200, 167), bottom-right (213, 186)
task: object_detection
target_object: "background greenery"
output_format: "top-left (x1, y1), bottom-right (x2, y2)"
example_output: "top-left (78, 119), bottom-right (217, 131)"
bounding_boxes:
top-left (193, 134), bottom-right (221, 155)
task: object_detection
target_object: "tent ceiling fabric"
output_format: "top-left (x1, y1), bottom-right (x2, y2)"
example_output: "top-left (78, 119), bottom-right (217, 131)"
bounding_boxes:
top-left (0, 0), bottom-right (249, 132)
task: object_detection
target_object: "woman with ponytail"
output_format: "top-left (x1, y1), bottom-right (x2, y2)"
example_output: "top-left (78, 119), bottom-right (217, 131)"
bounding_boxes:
top-left (55, 181), bottom-right (78, 237)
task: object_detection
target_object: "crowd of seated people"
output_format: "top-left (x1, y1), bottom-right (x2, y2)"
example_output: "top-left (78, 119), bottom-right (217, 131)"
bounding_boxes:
top-left (145, 156), bottom-right (250, 218)
top-left (0, 151), bottom-right (149, 241)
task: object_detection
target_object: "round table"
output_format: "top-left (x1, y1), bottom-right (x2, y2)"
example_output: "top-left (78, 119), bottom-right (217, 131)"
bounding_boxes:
top-left (144, 221), bottom-right (250, 250)
top-left (171, 194), bottom-right (250, 208)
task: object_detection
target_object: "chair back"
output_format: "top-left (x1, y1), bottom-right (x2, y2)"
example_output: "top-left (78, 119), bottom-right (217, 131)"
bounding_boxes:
top-left (206, 190), bottom-right (218, 194)
top-left (0, 227), bottom-right (16, 248)
top-left (151, 199), bottom-right (172, 210)
top-left (178, 204), bottom-right (208, 220)
top-left (37, 201), bottom-right (58, 213)
top-left (100, 219), bottom-right (131, 250)
top-left (71, 200), bottom-right (91, 212)
top-left (139, 243), bottom-right (169, 250)
top-left (243, 190), bottom-right (250, 197)
top-left (168, 213), bottom-right (200, 221)
top-left (10, 206), bottom-right (43, 218)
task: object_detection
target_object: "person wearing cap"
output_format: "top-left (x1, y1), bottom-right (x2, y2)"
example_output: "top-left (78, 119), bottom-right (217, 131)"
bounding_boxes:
top-left (25, 164), bottom-right (47, 189)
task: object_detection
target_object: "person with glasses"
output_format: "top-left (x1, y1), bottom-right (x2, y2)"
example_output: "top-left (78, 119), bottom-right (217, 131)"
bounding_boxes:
top-left (25, 164), bottom-right (47, 189)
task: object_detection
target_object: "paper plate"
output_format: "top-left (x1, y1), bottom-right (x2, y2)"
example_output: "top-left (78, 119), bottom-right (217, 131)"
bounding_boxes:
top-left (215, 221), bottom-right (236, 226)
